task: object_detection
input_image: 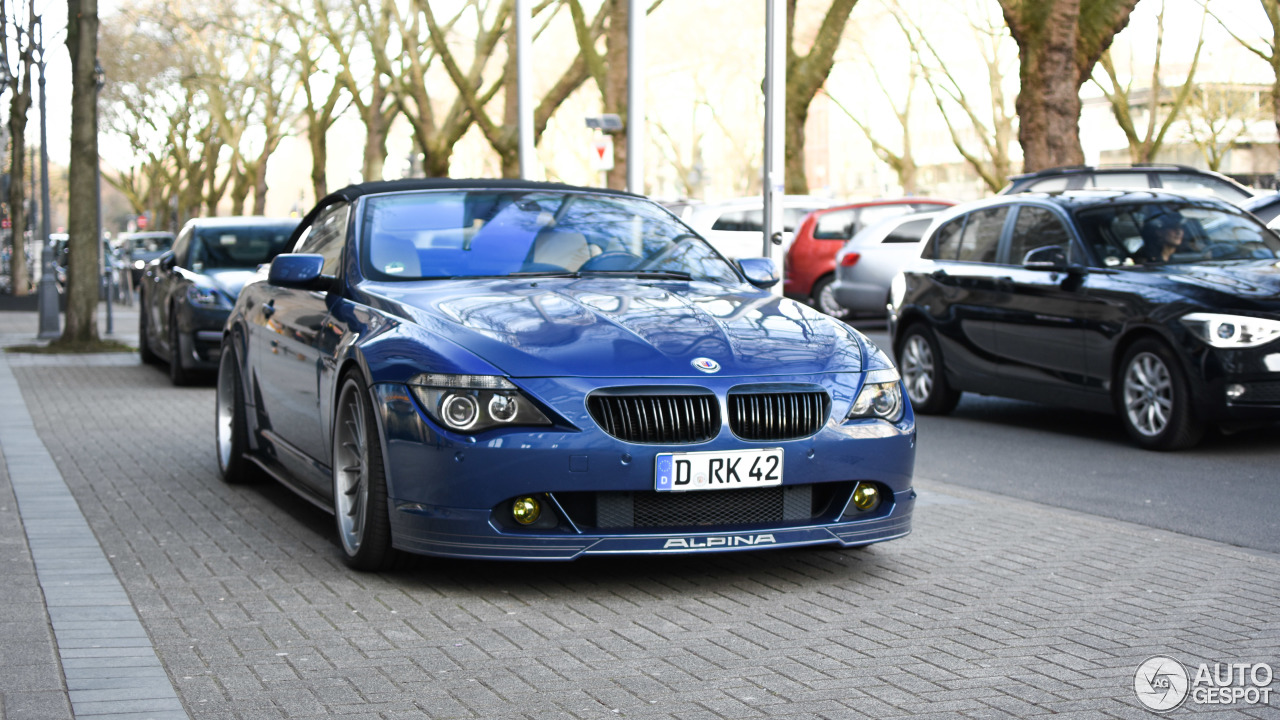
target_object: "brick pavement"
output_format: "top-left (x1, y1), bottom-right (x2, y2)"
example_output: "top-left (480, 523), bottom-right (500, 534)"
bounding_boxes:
top-left (1, 336), bottom-right (1278, 718)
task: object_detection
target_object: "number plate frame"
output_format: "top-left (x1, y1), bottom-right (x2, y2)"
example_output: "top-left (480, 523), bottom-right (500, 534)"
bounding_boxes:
top-left (654, 448), bottom-right (784, 492)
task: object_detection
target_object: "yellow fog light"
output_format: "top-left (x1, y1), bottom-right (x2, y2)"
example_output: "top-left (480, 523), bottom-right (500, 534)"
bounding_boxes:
top-left (512, 496), bottom-right (542, 525)
top-left (851, 483), bottom-right (880, 512)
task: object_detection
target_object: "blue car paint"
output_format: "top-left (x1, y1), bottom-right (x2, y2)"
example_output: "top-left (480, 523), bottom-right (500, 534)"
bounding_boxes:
top-left (226, 181), bottom-right (916, 561)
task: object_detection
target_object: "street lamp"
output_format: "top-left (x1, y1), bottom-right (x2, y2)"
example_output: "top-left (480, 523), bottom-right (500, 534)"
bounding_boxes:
top-left (35, 17), bottom-right (58, 338)
top-left (94, 58), bottom-right (111, 334)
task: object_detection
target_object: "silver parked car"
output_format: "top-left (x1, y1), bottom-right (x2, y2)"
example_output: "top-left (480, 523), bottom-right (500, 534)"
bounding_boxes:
top-left (831, 212), bottom-right (942, 317)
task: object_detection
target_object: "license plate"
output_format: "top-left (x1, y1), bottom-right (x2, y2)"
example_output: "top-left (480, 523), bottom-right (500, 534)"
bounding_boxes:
top-left (654, 448), bottom-right (783, 492)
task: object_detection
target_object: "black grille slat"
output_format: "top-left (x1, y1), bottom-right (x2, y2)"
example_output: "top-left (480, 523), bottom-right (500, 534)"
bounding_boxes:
top-left (729, 391), bottom-right (829, 441)
top-left (588, 392), bottom-right (719, 444)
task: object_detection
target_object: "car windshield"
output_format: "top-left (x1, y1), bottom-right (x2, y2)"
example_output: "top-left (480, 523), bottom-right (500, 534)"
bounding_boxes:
top-left (359, 190), bottom-right (741, 283)
top-left (1073, 202), bottom-right (1280, 267)
top-left (192, 226), bottom-right (295, 270)
top-left (128, 236), bottom-right (172, 253)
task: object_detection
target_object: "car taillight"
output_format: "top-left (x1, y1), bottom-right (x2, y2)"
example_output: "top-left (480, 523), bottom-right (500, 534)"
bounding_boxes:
top-left (840, 252), bottom-right (861, 267)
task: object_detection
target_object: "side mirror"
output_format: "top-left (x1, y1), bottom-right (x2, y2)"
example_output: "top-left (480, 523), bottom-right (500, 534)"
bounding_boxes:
top-left (1022, 245), bottom-right (1080, 272)
top-left (738, 257), bottom-right (780, 288)
top-left (268, 253), bottom-right (327, 288)
top-left (159, 252), bottom-right (176, 270)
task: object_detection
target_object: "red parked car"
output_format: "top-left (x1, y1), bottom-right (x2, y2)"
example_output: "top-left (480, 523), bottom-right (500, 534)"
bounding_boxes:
top-left (785, 198), bottom-right (954, 318)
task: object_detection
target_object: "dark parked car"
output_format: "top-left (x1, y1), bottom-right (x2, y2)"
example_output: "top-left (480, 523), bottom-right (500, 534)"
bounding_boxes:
top-left (1001, 165), bottom-right (1255, 205)
top-left (139, 216), bottom-right (297, 385)
top-left (1240, 191), bottom-right (1280, 226)
top-left (119, 231), bottom-right (176, 287)
top-left (784, 198), bottom-right (952, 318)
top-left (216, 179), bottom-right (917, 570)
top-left (889, 190), bottom-right (1280, 450)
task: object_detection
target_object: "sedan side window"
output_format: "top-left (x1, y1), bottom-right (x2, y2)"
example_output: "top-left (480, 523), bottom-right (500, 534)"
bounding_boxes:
top-left (297, 203), bottom-right (350, 276)
top-left (814, 208), bottom-right (855, 239)
top-left (929, 217), bottom-right (966, 260)
top-left (171, 228), bottom-right (193, 268)
top-left (1007, 206), bottom-right (1072, 265)
top-left (955, 207), bottom-right (1008, 264)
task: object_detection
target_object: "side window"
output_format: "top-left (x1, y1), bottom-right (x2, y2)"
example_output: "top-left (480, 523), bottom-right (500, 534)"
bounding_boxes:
top-left (929, 217), bottom-right (967, 260)
top-left (1007, 206), bottom-right (1072, 265)
top-left (711, 209), bottom-right (763, 232)
top-left (955, 207), bottom-right (1008, 263)
top-left (858, 205), bottom-right (913, 234)
top-left (883, 218), bottom-right (932, 244)
top-left (814, 209), bottom-right (856, 239)
top-left (171, 227), bottom-right (193, 268)
top-left (297, 202), bottom-right (350, 276)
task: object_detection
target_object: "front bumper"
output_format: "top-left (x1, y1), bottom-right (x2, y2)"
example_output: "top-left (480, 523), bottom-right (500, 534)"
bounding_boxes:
top-left (1184, 339), bottom-right (1280, 423)
top-left (370, 377), bottom-right (917, 560)
top-left (177, 304), bottom-right (232, 369)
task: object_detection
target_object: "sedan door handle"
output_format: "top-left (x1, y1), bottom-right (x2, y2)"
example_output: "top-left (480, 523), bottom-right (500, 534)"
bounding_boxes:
top-left (929, 269), bottom-right (948, 280)
top-left (262, 300), bottom-right (276, 319)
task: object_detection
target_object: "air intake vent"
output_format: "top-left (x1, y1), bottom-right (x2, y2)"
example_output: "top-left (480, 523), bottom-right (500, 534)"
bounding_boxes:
top-left (728, 390), bottom-right (829, 441)
top-left (588, 391), bottom-right (719, 444)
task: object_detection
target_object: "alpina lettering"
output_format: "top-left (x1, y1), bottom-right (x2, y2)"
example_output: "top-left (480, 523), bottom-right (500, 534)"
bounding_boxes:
top-left (663, 534), bottom-right (777, 549)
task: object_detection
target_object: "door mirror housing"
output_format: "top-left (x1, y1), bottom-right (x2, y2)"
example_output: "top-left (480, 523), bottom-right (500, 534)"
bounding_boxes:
top-left (738, 257), bottom-right (780, 288)
top-left (1022, 245), bottom-right (1085, 275)
top-left (159, 252), bottom-right (176, 271)
top-left (268, 253), bottom-right (327, 289)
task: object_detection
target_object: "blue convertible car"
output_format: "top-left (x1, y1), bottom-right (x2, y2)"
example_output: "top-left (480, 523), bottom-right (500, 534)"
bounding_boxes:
top-left (216, 179), bottom-right (916, 570)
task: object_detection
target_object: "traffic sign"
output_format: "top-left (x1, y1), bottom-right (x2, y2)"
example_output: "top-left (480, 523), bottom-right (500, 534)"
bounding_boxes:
top-left (591, 136), bottom-right (614, 171)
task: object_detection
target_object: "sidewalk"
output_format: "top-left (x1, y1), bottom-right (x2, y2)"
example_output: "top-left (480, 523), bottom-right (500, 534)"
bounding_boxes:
top-left (1, 307), bottom-right (1277, 719)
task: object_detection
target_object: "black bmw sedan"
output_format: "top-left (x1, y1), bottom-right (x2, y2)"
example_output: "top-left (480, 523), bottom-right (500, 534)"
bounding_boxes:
top-left (139, 216), bottom-right (298, 385)
top-left (888, 190), bottom-right (1280, 450)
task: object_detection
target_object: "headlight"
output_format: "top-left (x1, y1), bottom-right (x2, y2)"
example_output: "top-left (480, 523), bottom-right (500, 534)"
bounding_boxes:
top-left (408, 374), bottom-right (552, 433)
top-left (848, 369), bottom-right (904, 422)
top-left (133, 260), bottom-right (145, 270)
top-left (1180, 312), bottom-right (1280, 349)
top-left (187, 286), bottom-right (229, 307)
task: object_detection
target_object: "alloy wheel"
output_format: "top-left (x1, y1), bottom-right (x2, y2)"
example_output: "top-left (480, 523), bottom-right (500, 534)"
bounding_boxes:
top-left (816, 281), bottom-right (850, 319)
top-left (215, 352), bottom-right (235, 472)
top-left (901, 334), bottom-right (935, 404)
top-left (1123, 351), bottom-right (1173, 437)
top-left (334, 383), bottom-right (370, 556)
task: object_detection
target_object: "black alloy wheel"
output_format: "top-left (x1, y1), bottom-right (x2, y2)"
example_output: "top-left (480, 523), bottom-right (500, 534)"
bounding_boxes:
top-left (1115, 337), bottom-right (1205, 451)
top-left (896, 323), bottom-right (961, 414)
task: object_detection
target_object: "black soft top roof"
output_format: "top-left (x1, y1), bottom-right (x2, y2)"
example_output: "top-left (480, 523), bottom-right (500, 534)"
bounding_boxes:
top-left (291, 178), bottom-right (640, 245)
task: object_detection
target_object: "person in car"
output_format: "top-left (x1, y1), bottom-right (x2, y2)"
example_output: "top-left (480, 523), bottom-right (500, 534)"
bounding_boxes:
top-left (1135, 215), bottom-right (1185, 263)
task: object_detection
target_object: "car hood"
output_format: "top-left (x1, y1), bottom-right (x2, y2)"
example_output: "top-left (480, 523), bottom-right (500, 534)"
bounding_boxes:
top-left (204, 268), bottom-right (263, 300)
top-left (1141, 260), bottom-right (1280, 309)
top-left (369, 278), bottom-right (865, 378)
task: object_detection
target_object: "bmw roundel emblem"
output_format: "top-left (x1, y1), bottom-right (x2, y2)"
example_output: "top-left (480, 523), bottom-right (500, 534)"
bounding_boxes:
top-left (692, 357), bottom-right (720, 373)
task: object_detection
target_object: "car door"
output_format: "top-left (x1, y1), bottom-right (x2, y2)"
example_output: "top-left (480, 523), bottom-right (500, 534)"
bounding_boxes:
top-left (152, 226), bottom-right (193, 358)
top-left (251, 202), bottom-right (350, 488)
top-left (921, 206), bottom-right (1012, 391)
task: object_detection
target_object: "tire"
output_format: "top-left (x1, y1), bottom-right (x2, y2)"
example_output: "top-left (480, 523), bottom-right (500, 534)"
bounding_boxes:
top-left (215, 340), bottom-right (261, 484)
top-left (896, 323), bottom-right (961, 414)
top-left (1115, 338), bottom-right (1204, 451)
top-left (138, 295), bottom-right (161, 365)
top-left (169, 311), bottom-right (192, 386)
top-left (332, 373), bottom-right (397, 571)
top-left (811, 275), bottom-right (850, 320)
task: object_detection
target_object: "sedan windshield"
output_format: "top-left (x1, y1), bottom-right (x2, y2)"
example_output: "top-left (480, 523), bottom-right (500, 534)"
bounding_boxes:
top-left (359, 190), bottom-right (741, 284)
top-left (192, 226), bottom-right (295, 270)
top-left (1075, 202), bottom-right (1280, 267)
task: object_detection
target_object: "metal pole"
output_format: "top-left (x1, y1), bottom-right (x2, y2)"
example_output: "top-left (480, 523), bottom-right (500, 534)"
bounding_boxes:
top-left (36, 19), bottom-right (59, 338)
top-left (96, 60), bottom-right (110, 334)
top-left (515, 0), bottom-right (534, 179)
top-left (626, 0), bottom-right (644, 195)
top-left (762, 0), bottom-right (785, 265)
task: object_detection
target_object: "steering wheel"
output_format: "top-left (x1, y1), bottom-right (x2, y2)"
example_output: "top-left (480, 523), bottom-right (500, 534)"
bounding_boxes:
top-left (579, 251), bottom-right (642, 272)
top-left (1202, 242), bottom-right (1237, 259)
top-left (639, 233), bottom-right (701, 270)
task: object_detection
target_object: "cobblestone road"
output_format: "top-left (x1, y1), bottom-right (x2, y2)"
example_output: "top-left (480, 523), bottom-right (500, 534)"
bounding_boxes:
top-left (2, 341), bottom-right (1278, 719)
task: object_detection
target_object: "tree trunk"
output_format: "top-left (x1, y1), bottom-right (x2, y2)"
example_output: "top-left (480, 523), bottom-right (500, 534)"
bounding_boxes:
top-left (7, 107), bottom-right (28, 296)
top-left (783, 0), bottom-right (860, 194)
top-left (604, 0), bottom-right (628, 190)
top-left (362, 87), bottom-right (390, 183)
top-left (61, 0), bottom-right (101, 345)
top-left (310, 125), bottom-right (328, 200)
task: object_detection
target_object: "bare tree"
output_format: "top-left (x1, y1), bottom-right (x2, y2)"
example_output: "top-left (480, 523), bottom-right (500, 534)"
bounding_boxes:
top-left (1207, 0), bottom-right (1280, 161)
top-left (1183, 83), bottom-right (1268, 170)
top-left (58, 0), bottom-right (100, 345)
top-left (998, 0), bottom-right (1140, 171)
top-left (895, 0), bottom-right (1017, 192)
top-left (785, 0), bottom-right (860, 194)
top-left (822, 70), bottom-right (919, 195)
top-left (1092, 0), bottom-right (1205, 163)
top-left (2, 1), bottom-right (37, 295)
